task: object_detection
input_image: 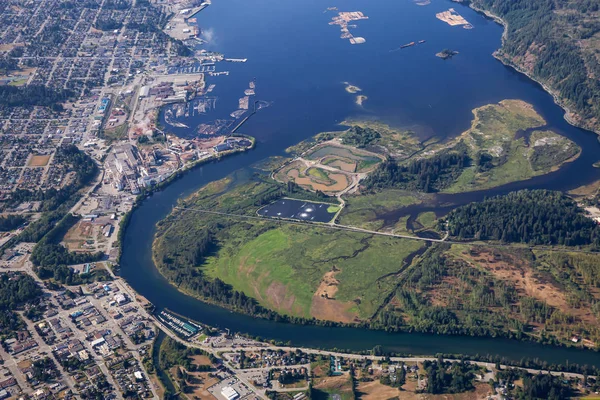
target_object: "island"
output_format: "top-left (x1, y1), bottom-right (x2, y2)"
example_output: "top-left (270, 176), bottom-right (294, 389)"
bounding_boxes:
top-left (436, 49), bottom-right (459, 59)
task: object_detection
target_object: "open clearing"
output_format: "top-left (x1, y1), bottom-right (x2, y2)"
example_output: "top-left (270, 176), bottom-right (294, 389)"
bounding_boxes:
top-left (312, 360), bottom-right (354, 400)
top-left (63, 220), bottom-right (96, 252)
top-left (28, 154), bottom-right (51, 167)
top-left (310, 268), bottom-right (356, 323)
top-left (203, 224), bottom-right (425, 321)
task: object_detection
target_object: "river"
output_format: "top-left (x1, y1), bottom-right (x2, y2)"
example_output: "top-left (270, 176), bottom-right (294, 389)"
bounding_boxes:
top-left (122, 0), bottom-right (600, 367)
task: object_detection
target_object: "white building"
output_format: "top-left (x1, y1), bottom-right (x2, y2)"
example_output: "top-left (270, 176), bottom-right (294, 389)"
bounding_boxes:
top-left (221, 386), bottom-right (239, 400)
top-left (114, 293), bottom-right (128, 304)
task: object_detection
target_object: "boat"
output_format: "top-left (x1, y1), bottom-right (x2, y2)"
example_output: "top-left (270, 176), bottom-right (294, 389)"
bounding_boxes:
top-left (418, 40), bottom-right (426, 44)
top-left (400, 42), bottom-right (416, 49)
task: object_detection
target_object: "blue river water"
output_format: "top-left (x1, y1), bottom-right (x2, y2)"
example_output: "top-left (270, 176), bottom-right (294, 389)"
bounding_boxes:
top-left (122, 0), bottom-right (600, 366)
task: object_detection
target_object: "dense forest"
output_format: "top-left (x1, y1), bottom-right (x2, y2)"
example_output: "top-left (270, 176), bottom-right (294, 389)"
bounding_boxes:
top-left (471, 0), bottom-right (600, 132)
top-left (0, 215), bottom-right (26, 232)
top-left (341, 126), bottom-right (381, 148)
top-left (0, 273), bottom-right (41, 310)
top-left (0, 273), bottom-right (41, 335)
top-left (421, 359), bottom-right (478, 394)
top-left (362, 146), bottom-right (470, 193)
top-left (444, 190), bottom-right (600, 246)
top-left (0, 55), bottom-right (18, 75)
top-left (0, 85), bottom-right (73, 111)
top-left (30, 214), bottom-right (104, 284)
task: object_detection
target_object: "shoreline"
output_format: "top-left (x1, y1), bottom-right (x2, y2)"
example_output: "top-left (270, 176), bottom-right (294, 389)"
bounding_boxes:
top-left (468, 3), bottom-right (600, 137)
top-left (157, 307), bottom-right (597, 376)
top-left (148, 170), bottom-right (599, 351)
top-left (117, 3), bottom-right (600, 365)
top-left (115, 137), bottom-right (255, 263)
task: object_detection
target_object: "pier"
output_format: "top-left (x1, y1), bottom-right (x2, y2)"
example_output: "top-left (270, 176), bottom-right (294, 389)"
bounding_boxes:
top-left (231, 101), bottom-right (258, 134)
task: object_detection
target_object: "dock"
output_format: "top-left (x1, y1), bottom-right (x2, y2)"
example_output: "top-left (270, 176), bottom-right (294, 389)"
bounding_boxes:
top-left (185, 3), bottom-right (209, 21)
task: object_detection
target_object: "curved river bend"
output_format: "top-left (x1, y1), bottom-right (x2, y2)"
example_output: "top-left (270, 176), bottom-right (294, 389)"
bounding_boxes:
top-left (122, 0), bottom-right (600, 367)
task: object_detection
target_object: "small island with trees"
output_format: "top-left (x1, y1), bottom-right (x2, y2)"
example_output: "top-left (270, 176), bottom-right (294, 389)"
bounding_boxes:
top-left (436, 49), bottom-right (459, 59)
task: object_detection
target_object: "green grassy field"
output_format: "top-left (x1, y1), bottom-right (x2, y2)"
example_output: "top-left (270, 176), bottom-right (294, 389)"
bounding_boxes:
top-left (308, 167), bottom-right (333, 183)
top-left (203, 223), bottom-right (424, 320)
top-left (155, 175), bottom-right (426, 322)
top-left (327, 205), bottom-right (341, 213)
top-left (415, 212), bottom-right (437, 230)
top-left (338, 189), bottom-right (424, 231)
top-left (443, 101), bottom-right (580, 193)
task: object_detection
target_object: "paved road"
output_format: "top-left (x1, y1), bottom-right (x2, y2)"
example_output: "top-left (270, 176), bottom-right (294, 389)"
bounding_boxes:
top-left (153, 320), bottom-right (587, 400)
top-left (174, 206), bottom-right (450, 243)
top-left (21, 314), bottom-right (83, 399)
top-left (211, 345), bottom-right (587, 380)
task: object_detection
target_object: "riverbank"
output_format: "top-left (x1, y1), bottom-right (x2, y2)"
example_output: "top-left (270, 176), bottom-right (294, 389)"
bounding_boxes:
top-left (120, 0), bottom-right (600, 368)
top-left (150, 163), bottom-right (600, 350)
top-left (115, 138), bottom-right (255, 264)
top-left (155, 313), bottom-right (598, 376)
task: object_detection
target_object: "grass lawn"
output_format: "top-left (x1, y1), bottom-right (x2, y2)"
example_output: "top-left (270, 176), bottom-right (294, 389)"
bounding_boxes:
top-left (327, 205), bottom-right (341, 213)
top-left (357, 158), bottom-right (380, 172)
top-left (415, 212), bottom-right (437, 229)
top-left (8, 78), bottom-right (28, 86)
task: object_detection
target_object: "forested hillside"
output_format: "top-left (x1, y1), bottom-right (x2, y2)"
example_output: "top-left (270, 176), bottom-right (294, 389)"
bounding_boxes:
top-left (471, 0), bottom-right (600, 132)
top-left (444, 190), bottom-right (600, 246)
top-left (361, 148), bottom-right (470, 193)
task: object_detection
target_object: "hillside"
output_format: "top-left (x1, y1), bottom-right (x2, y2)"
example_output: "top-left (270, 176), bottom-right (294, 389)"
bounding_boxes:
top-left (471, 0), bottom-right (600, 133)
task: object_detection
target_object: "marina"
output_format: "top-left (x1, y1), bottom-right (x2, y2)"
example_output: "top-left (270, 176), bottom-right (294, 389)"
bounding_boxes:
top-left (157, 310), bottom-right (202, 339)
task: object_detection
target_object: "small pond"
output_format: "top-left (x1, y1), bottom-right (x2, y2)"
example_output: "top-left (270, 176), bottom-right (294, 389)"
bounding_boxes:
top-left (257, 198), bottom-right (338, 223)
